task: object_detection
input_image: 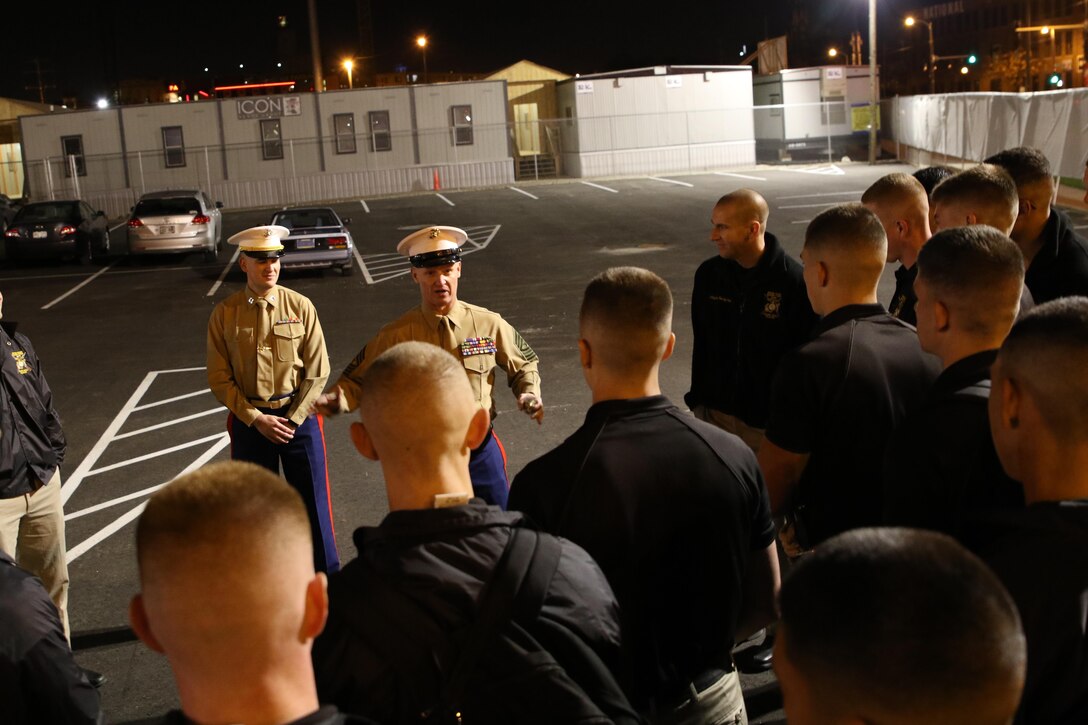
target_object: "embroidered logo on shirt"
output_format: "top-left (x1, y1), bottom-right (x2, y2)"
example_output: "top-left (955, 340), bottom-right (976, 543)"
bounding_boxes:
top-left (460, 337), bottom-right (497, 357)
top-left (762, 291), bottom-right (783, 319)
top-left (10, 351), bottom-right (31, 375)
top-left (890, 294), bottom-right (907, 318)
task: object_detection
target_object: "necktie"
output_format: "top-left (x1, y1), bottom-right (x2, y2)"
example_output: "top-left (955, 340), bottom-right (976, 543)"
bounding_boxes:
top-left (437, 316), bottom-right (457, 353)
top-left (255, 297), bottom-right (274, 400)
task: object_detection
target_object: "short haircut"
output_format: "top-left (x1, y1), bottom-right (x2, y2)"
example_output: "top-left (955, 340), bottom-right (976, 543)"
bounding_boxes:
top-left (580, 266), bottom-right (673, 375)
top-left (357, 341), bottom-right (475, 457)
top-left (912, 165), bottom-right (956, 196)
top-left (136, 461), bottom-right (312, 581)
top-left (998, 297), bottom-right (1088, 440)
top-left (984, 146), bottom-right (1052, 188)
top-left (779, 528), bottom-right (1025, 722)
top-left (861, 172), bottom-right (927, 208)
top-left (930, 164), bottom-right (1018, 233)
top-left (804, 203), bottom-right (887, 255)
top-left (916, 226), bottom-right (1024, 336)
top-left (715, 188), bottom-right (769, 226)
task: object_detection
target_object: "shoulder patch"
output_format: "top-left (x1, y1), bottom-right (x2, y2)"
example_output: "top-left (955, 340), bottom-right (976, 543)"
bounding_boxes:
top-left (341, 345), bottom-right (368, 377)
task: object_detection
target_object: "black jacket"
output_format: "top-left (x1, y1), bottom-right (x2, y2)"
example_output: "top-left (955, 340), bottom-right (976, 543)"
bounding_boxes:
top-left (312, 503), bottom-right (625, 724)
top-left (686, 232), bottom-right (816, 428)
top-left (0, 322), bottom-right (66, 499)
top-left (1026, 207), bottom-right (1088, 304)
top-left (883, 350), bottom-right (1024, 538)
top-left (0, 551), bottom-right (100, 724)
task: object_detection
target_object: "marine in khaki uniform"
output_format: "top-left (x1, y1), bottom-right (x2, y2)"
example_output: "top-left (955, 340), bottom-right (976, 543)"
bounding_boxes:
top-left (313, 226), bottom-right (541, 508)
top-left (207, 225), bottom-right (339, 572)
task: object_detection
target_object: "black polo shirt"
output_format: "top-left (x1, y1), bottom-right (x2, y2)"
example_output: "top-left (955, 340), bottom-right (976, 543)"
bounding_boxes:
top-left (883, 349), bottom-right (1024, 538)
top-left (508, 396), bottom-right (775, 709)
top-left (765, 303), bottom-right (940, 544)
top-left (1026, 207), bottom-right (1088, 304)
top-left (685, 232), bottom-right (816, 428)
top-left (963, 501), bottom-right (1088, 725)
top-left (888, 263), bottom-right (917, 325)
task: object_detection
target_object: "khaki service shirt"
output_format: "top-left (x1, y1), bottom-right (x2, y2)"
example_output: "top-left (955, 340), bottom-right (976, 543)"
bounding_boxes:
top-left (335, 300), bottom-right (540, 418)
top-left (207, 285), bottom-right (330, 427)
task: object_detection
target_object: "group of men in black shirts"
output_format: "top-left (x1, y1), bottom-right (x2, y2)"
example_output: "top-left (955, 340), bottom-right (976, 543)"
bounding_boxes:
top-left (7, 145), bottom-right (1088, 725)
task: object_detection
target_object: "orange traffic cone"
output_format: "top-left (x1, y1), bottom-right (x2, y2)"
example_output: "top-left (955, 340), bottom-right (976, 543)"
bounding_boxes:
top-left (433, 168), bottom-right (441, 191)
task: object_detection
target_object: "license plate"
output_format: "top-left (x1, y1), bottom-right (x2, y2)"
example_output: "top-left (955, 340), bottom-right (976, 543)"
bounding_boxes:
top-left (158, 225), bottom-right (175, 235)
top-left (295, 237), bottom-right (315, 250)
top-left (32, 231), bottom-right (47, 239)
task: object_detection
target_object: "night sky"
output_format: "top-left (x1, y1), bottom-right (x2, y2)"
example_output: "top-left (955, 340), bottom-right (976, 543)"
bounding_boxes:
top-left (4, 1), bottom-right (921, 107)
top-left (4, 1), bottom-right (795, 105)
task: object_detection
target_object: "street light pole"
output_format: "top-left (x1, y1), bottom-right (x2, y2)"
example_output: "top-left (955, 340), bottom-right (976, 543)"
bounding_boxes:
top-left (869, 0), bottom-right (878, 164)
top-left (416, 35), bottom-right (428, 84)
top-left (926, 21), bottom-right (936, 94)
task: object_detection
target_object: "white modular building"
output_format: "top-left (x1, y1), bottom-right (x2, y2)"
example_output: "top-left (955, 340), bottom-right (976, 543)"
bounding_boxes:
top-left (555, 65), bottom-right (756, 178)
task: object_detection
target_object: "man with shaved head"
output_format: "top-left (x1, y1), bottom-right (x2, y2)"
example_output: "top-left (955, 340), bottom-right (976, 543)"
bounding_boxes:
top-left (758, 204), bottom-right (940, 554)
top-left (775, 527), bottom-right (1026, 725)
top-left (313, 341), bottom-right (635, 724)
top-left (929, 164), bottom-right (1019, 236)
top-left (985, 146), bottom-right (1088, 302)
top-left (883, 226), bottom-right (1025, 536)
top-left (965, 297), bottom-right (1088, 723)
top-left (686, 189), bottom-right (815, 452)
top-left (130, 461), bottom-right (366, 725)
top-left (862, 172), bottom-right (932, 324)
top-left (512, 267), bottom-right (779, 722)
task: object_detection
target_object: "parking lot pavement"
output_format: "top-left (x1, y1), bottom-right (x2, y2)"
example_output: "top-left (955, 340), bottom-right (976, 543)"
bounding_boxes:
top-left (4, 162), bottom-right (1085, 722)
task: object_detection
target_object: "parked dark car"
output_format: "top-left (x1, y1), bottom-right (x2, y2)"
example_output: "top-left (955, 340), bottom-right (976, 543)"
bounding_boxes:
top-left (269, 206), bottom-right (354, 275)
top-left (3, 200), bottom-right (110, 264)
top-left (0, 194), bottom-right (22, 233)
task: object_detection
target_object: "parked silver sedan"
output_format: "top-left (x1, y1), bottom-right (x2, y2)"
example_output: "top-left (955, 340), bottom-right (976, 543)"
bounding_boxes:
top-left (127, 190), bottom-right (222, 261)
top-left (269, 207), bottom-right (354, 275)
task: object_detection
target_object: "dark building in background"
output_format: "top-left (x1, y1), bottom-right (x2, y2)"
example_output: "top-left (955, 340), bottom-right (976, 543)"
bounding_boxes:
top-left (787, 0), bottom-right (1086, 95)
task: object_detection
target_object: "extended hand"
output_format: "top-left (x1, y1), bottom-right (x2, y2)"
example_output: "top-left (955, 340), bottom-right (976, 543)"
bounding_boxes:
top-left (310, 391), bottom-right (341, 417)
top-left (518, 394), bottom-right (544, 425)
top-left (254, 414), bottom-right (295, 444)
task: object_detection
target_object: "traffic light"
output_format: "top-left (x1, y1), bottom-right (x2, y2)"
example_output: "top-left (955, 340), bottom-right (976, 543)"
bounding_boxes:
top-left (1049, 73), bottom-right (1062, 86)
top-left (967, 54), bottom-right (978, 64)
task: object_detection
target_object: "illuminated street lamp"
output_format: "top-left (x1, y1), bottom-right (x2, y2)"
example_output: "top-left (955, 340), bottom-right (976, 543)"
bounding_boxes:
top-left (828, 47), bottom-right (845, 64)
top-left (342, 58), bottom-right (355, 89)
top-left (416, 35), bottom-right (428, 84)
top-left (905, 15), bottom-right (936, 94)
top-left (95, 98), bottom-right (109, 109)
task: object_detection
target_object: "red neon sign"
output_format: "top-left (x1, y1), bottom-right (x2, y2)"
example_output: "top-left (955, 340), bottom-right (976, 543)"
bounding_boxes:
top-left (213, 81), bottom-right (296, 92)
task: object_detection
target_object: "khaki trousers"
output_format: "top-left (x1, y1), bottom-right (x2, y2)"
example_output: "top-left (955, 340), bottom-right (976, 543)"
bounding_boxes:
top-left (0, 468), bottom-right (70, 640)
top-left (691, 405), bottom-right (766, 454)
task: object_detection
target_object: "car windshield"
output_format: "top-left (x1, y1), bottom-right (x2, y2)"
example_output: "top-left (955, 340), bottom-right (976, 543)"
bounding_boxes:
top-left (134, 198), bottom-right (201, 216)
top-left (14, 203), bottom-right (78, 222)
top-left (274, 211), bottom-right (338, 230)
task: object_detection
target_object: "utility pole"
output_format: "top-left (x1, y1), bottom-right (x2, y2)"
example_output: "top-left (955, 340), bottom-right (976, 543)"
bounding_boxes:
top-left (868, 0), bottom-right (878, 164)
top-left (307, 0), bottom-right (324, 92)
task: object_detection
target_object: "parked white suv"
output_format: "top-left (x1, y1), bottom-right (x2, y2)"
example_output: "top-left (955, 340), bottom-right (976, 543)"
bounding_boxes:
top-left (127, 190), bottom-right (223, 261)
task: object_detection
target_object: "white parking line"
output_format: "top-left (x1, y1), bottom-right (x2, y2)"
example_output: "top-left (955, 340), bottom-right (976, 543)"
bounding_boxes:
top-left (779, 202), bottom-right (843, 210)
top-left (509, 186), bottom-right (539, 199)
top-left (109, 222), bottom-right (127, 233)
top-left (581, 181), bottom-right (619, 193)
top-left (1075, 224), bottom-right (1088, 230)
top-left (714, 171), bottom-right (767, 181)
top-left (353, 246), bottom-right (375, 284)
top-left (436, 193), bottom-right (456, 206)
top-left (648, 176), bottom-right (694, 188)
top-left (133, 388), bottom-right (213, 411)
top-left (791, 219), bottom-right (813, 225)
top-left (359, 200), bottom-right (370, 213)
top-left (112, 407), bottom-right (226, 441)
top-left (40, 261), bottom-right (117, 310)
top-left (778, 190), bottom-right (866, 200)
top-left (66, 434), bottom-right (230, 563)
top-left (206, 243), bottom-right (242, 297)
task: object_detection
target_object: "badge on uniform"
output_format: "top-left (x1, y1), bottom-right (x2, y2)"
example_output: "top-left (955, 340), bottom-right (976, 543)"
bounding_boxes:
top-left (762, 291), bottom-right (782, 320)
top-left (277, 316), bottom-right (302, 324)
top-left (10, 350), bottom-right (32, 375)
top-left (460, 337), bottom-right (497, 357)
